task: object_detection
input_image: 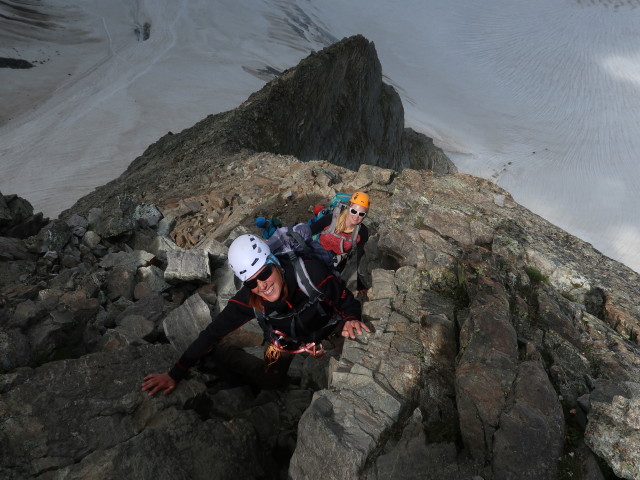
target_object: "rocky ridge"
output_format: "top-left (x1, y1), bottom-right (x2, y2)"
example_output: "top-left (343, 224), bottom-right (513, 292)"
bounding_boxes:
top-left (1, 35), bottom-right (640, 480)
top-left (60, 35), bottom-right (454, 221)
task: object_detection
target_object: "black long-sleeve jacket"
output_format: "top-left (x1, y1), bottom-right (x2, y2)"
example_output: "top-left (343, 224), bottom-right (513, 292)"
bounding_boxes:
top-left (309, 213), bottom-right (369, 290)
top-left (168, 256), bottom-right (361, 382)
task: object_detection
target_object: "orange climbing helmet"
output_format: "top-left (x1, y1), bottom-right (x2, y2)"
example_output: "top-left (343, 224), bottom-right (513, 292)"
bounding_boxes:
top-left (350, 191), bottom-right (370, 209)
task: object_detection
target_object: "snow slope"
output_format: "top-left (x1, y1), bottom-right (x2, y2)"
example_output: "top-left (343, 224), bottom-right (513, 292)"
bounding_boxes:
top-left (1, 0), bottom-right (639, 272)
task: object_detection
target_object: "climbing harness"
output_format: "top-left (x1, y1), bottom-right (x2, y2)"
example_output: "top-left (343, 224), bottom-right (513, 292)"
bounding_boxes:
top-left (270, 329), bottom-right (326, 358)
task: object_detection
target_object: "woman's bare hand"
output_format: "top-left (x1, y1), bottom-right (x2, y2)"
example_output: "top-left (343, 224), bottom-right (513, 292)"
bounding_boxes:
top-left (141, 373), bottom-right (176, 396)
top-left (341, 320), bottom-right (371, 339)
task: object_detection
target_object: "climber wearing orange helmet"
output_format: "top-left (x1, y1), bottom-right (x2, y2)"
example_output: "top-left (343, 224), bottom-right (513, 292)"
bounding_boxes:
top-left (310, 191), bottom-right (370, 297)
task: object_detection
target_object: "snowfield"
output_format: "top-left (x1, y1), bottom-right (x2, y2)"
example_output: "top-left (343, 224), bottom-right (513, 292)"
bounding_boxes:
top-left (1, 0), bottom-right (639, 272)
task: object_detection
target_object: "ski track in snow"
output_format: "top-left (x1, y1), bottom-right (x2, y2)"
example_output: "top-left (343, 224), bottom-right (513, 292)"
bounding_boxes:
top-left (1, 0), bottom-right (639, 273)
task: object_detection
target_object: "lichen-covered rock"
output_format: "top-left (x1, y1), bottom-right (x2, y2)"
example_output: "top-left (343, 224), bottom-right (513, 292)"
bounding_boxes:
top-left (99, 250), bottom-right (155, 270)
top-left (66, 213), bottom-right (88, 238)
top-left (455, 257), bottom-right (518, 462)
top-left (291, 268), bottom-right (425, 480)
top-left (585, 381), bottom-right (640, 480)
top-left (133, 203), bottom-right (163, 227)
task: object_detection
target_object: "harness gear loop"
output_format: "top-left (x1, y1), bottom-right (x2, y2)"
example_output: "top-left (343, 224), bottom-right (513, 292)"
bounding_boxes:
top-left (270, 330), bottom-right (326, 358)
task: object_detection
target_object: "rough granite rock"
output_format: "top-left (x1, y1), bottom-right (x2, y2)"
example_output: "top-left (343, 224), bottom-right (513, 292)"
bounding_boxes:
top-left (455, 257), bottom-right (519, 463)
top-left (162, 293), bottom-right (212, 353)
top-left (492, 361), bottom-right (565, 480)
top-left (164, 249), bottom-right (211, 284)
top-left (0, 345), bottom-right (265, 480)
top-left (585, 381), bottom-right (640, 480)
top-left (4, 154), bottom-right (640, 479)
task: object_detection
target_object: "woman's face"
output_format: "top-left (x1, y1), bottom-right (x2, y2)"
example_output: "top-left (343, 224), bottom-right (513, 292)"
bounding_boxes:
top-left (248, 263), bottom-right (283, 302)
top-left (347, 203), bottom-right (368, 226)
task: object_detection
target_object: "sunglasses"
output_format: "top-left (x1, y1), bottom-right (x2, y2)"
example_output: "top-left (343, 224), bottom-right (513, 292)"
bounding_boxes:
top-left (244, 264), bottom-right (274, 289)
top-left (349, 208), bottom-right (367, 218)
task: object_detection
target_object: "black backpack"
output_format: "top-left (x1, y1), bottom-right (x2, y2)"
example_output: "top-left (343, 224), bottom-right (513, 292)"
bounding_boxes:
top-left (266, 223), bottom-right (340, 278)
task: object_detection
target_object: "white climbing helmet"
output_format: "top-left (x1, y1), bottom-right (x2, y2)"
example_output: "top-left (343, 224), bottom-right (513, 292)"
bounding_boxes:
top-left (227, 234), bottom-right (271, 281)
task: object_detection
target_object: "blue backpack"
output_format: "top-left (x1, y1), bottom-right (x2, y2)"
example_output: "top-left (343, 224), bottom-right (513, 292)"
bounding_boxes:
top-left (314, 192), bottom-right (352, 221)
top-left (311, 191), bottom-right (355, 243)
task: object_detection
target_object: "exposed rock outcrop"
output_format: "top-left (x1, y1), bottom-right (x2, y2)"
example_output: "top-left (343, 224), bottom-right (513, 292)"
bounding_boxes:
top-left (61, 35), bottom-right (455, 220)
top-left (585, 381), bottom-right (640, 480)
top-left (1, 36), bottom-right (639, 480)
top-left (0, 191), bottom-right (48, 239)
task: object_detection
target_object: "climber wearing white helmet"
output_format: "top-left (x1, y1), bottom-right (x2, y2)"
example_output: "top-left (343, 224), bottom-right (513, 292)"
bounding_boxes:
top-left (142, 234), bottom-right (370, 395)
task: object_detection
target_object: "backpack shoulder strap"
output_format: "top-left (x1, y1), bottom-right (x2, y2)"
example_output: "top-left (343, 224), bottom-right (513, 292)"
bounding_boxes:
top-left (289, 256), bottom-right (326, 339)
top-left (347, 223), bottom-right (360, 257)
top-left (253, 307), bottom-right (273, 343)
top-left (321, 205), bottom-right (343, 236)
top-left (258, 255), bottom-right (326, 341)
top-left (286, 228), bottom-right (310, 255)
top-left (290, 255), bottom-right (323, 303)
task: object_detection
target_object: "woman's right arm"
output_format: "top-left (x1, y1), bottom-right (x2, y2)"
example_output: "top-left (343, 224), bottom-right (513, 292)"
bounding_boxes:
top-left (142, 293), bottom-right (254, 395)
top-left (168, 296), bottom-right (254, 381)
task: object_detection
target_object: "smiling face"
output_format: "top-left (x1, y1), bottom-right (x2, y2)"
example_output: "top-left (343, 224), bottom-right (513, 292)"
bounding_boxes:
top-left (347, 202), bottom-right (368, 227)
top-left (248, 263), bottom-right (284, 302)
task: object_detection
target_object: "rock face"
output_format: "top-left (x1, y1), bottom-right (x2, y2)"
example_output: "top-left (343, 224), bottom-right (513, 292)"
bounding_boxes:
top-left (2, 36), bottom-right (640, 480)
top-left (0, 345), bottom-right (265, 480)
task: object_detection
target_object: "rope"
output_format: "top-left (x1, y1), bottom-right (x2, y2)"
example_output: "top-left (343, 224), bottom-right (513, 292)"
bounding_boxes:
top-left (271, 329), bottom-right (326, 359)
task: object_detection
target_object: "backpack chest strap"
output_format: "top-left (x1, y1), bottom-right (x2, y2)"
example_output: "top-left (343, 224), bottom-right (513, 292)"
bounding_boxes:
top-left (254, 255), bottom-right (326, 341)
